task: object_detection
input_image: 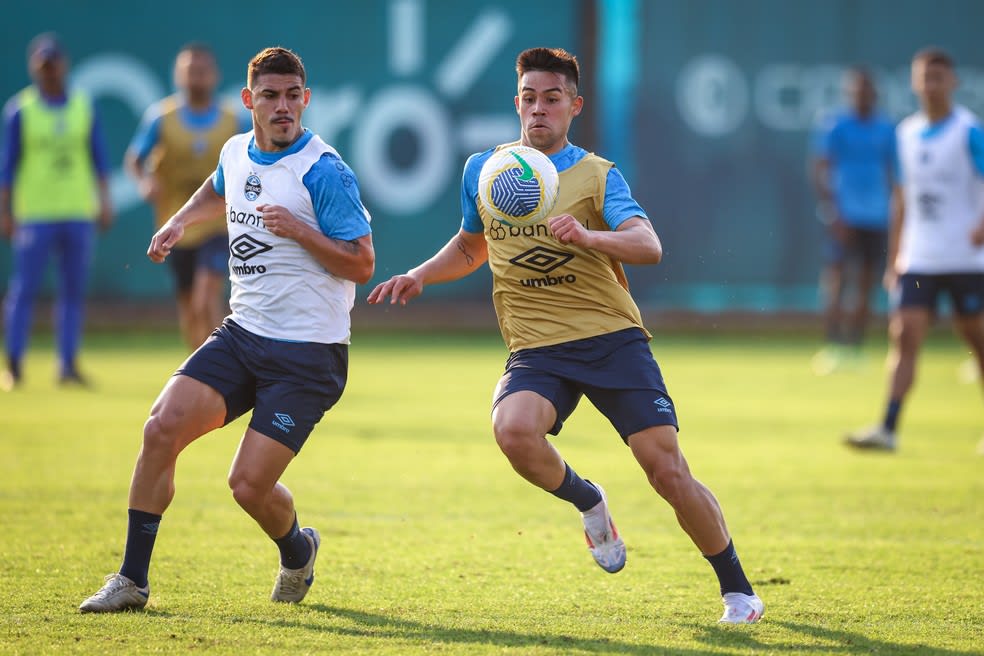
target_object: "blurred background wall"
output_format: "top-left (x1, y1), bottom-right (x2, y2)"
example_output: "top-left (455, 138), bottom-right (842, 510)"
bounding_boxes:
top-left (1, 0), bottom-right (982, 321)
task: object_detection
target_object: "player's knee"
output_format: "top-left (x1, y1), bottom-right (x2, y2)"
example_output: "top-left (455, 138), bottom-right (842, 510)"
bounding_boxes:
top-left (141, 412), bottom-right (182, 456)
top-left (646, 462), bottom-right (690, 506)
top-left (493, 416), bottom-right (540, 462)
top-left (228, 473), bottom-right (264, 511)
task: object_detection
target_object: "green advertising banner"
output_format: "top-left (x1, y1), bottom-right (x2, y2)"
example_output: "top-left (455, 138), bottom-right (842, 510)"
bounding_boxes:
top-left (0, 0), bottom-right (581, 301)
top-left (615, 0), bottom-right (984, 311)
top-left (3, 0), bottom-right (984, 314)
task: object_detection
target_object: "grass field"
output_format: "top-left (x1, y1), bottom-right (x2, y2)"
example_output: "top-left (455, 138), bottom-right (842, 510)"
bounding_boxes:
top-left (1, 329), bottom-right (982, 655)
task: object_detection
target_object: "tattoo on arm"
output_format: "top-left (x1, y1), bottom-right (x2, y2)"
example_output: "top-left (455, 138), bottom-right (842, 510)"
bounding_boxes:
top-left (455, 238), bottom-right (474, 266)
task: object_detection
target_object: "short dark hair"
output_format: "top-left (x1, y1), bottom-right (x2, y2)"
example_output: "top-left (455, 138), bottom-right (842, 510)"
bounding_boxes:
top-left (913, 47), bottom-right (955, 70)
top-left (516, 47), bottom-right (579, 92)
top-left (247, 47), bottom-right (305, 88)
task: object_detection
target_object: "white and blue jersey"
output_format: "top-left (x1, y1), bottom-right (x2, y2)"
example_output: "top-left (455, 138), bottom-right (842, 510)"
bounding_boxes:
top-left (811, 109), bottom-right (896, 229)
top-left (895, 106), bottom-right (984, 274)
top-left (460, 143), bottom-right (646, 234)
top-left (213, 129), bottom-right (371, 344)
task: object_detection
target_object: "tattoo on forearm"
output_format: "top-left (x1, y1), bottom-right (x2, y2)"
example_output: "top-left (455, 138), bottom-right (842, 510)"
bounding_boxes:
top-left (455, 238), bottom-right (474, 266)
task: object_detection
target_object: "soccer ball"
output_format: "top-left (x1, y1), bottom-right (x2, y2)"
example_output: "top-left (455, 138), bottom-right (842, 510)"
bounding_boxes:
top-left (478, 145), bottom-right (559, 227)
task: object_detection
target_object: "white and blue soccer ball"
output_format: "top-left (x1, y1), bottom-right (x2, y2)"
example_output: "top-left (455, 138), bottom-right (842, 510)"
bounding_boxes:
top-left (478, 145), bottom-right (559, 227)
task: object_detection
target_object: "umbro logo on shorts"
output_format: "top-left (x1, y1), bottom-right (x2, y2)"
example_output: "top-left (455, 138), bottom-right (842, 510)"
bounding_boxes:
top-left (273, 413), bottom-right (295, 433)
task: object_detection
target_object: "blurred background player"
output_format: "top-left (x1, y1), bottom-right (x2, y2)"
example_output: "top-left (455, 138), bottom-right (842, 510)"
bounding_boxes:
top-left (79, 47), bottom-right (374, 612)
top-left (126, 43), bottom-right (247, 350)
top-left (0, 32), bottom-right (113, 390)
top-left (369, 47), bottom-right (763, 624)
top-left (847, 48), bottom-right (984, 452)
top-left (809, 67), bottom-right (896, 375)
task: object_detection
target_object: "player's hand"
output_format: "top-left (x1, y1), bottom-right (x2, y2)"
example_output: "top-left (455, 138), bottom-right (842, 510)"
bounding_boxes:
top-left (0, 210), bottom-right (13, 241)
top-left (971, 222), bottom-right (984, 247)
top-left (882, 266), bottom-right (898, 292)
top-left (98, 202), bottom-right (115, 234)
top-left (548, 214), bottom-right (591, 248)
top-left (257, 204), bottom-right (308, 241)
top-left (829, 217), bottom-right (848, 243)
top-left (138, 175), bottom-right (160, 204)
top-left (367, 274), bottom-right (423, 306)
top-left (147, 219), bottom-right (184, 263)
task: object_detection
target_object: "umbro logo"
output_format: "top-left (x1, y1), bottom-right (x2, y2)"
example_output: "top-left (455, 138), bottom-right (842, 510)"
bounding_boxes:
top-left (653, 397), bottom-right (673, 413)
top-left (272, 412), bottom-right (295, 433)
top-left (230, 234), bottom-right (272, 261)
top-left (509, 246), bottom-right (573, 274)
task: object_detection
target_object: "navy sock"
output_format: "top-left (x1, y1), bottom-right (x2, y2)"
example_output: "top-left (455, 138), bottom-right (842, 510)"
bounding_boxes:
top-left (704, 539), bottom-right (754, 596)
top-left (883, 399), bottom-right (902, 432)
top-left (549, 463), bottom-right (602, 512)
top-left (119, 509), bottom-right (161, 589)
top-left (274, 516), bottom-right (312, 569)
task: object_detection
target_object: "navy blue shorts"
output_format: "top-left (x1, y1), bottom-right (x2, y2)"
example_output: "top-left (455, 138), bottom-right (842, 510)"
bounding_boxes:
top-left (493, 327), bottom-right (678, 442)
top-left (897, 272), bottom-right (984, 316)
top-left (167, 233), bottom-right (229, 294)
top-left (823, 226), bottom-right (887, 267)
top-left (176, 319), bottom-right (347, 453)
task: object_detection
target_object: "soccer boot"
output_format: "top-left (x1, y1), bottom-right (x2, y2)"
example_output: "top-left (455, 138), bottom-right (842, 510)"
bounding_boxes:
top-left (581, 483), bottom-right (626, 573)
top-left (271, 527), bottom-right (320, 603)
top-left (844, 425), bottom-right (896, 451)
top-left (79, 573), bottom-right (150, 613)
top-left (719, 592), bottom-right (764, 624)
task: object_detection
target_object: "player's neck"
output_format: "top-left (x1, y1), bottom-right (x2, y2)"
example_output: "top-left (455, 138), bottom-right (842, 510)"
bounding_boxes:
top-left (254, 128), bottom-right (304, 153)
top-left (185, 95), bottom-right (213, 112)
top-left (923, 101), bottom-right (952, 123)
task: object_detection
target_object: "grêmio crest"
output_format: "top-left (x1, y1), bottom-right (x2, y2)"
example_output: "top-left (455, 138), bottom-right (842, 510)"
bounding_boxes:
top-left (244, 174), bottom-right (262, 201)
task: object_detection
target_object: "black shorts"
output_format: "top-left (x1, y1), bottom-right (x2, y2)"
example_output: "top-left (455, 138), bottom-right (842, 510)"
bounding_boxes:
top-left (824, 226), bottom-right (887, 267)
top-left (176, 319), bottom-right (348, 453)
top-left (493, 327), bottom-right (678, 442)
top-left (167, 233), bottom-right (229, 294)
top-left (897, 272), bottom-right (984, 316)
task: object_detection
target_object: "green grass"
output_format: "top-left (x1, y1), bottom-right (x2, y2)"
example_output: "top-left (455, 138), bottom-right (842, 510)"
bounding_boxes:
top-left (1, 329), bottom-right (982, 655)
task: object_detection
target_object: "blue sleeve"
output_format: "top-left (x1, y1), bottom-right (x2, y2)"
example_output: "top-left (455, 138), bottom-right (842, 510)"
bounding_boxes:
top-left (460, 151), bottom-right (490, 234)
top-left (969, 124), bottom-right (984, 177)
top-left (603, 167), bottom-right (647, 229)
top-left (88, 107), bottom-right (110, 179)
top-left (127, 105), bottom-right (163, 163)
top-left (1, 99), bottom-right (22, 187)
top-left (212, 163), bottom-right (224, 196)
top-left (303, 152), bottom-right (372, 240)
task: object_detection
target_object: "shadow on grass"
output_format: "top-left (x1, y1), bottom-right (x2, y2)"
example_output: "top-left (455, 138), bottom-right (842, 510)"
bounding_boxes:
top-left (693, 619), bottom-right (977, 655)
top-left (234, 604), bottom-right (736, 655)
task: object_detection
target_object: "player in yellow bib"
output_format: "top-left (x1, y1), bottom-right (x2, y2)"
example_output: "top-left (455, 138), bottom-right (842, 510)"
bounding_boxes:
top-left (126, 44), bottom-right (246, 349)
top-left (369, 47), bottom-right (763, 624)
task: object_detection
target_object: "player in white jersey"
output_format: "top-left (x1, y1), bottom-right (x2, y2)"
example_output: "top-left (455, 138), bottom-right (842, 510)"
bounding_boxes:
top-left (80, 47), bottom-right (374, 612)
top-left (846, 48), bottom-right (984, 452)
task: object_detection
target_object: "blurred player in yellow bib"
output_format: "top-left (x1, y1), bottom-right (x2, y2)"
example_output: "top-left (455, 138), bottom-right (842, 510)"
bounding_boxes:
top-left (369, 47), bottom-right (763, 624)
top-left (126, 43), bottom-right (247, 349)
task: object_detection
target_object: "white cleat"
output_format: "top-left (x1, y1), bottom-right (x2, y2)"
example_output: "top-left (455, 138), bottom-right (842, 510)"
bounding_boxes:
top-left (79, 573), bottom-right (149, 613)
top-left (581, 483), bottom-right (626, 573)
top-left (719, 592), bottom-right (764, 624)
top-left (845, 425), bottom-right (896, 451)
top-left (271, 527), bottom-right (320, 603)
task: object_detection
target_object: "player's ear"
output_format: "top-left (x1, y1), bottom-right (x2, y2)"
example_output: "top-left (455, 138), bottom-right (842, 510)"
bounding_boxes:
top-left (514, 95), bottom-right (520, 114)
top-left (303, 88), bottom-right (311, 107)
top-left (571, 95), bottom-right (584, 117)
top-left (241, 87), bottom-right (253, 110)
